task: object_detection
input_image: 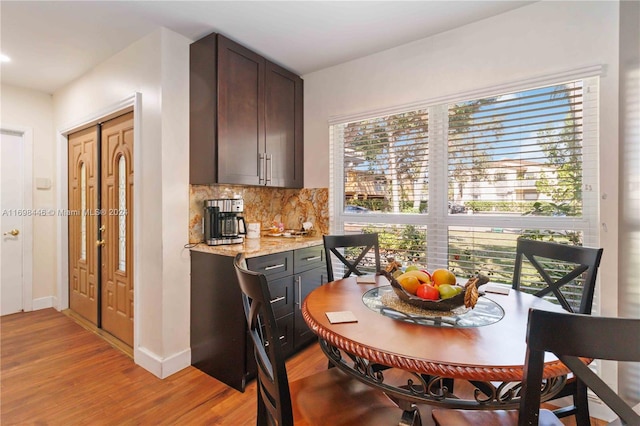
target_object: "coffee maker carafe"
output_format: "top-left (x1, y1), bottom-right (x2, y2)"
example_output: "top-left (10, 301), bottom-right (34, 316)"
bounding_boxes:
top-left (203, 198), bottom-right (246, 245)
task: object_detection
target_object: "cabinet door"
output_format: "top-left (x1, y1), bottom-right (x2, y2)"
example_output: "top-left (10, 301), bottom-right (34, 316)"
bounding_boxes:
top-left (189, 32), bottom-right (218, 184)
top-left (276, 313), bottom-right (295, 358)
top-left (265, 61), bottom-right (303, 188)
top-left (217, 35), bottom-right (265, 185)
top-left (294, 267), bottom-right (326, 349)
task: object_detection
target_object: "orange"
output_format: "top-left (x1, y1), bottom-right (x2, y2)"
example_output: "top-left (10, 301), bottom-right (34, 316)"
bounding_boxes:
top-left (431, 269), bottom-right (456, 286)
top-left (398, 275), bottom-right (421, 295)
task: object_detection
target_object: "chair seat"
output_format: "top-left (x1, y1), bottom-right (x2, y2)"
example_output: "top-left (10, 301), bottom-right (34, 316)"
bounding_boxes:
top-left (290, 367), bottom-right (423, 425)
top-left (431, 408), bottom-right (562, 426)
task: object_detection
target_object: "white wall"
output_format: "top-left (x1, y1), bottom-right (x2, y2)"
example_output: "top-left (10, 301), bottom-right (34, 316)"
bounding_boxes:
top-left (0, 85), bottom-right (55, 304)
top-left (53, 28), bottom-right (191, 377)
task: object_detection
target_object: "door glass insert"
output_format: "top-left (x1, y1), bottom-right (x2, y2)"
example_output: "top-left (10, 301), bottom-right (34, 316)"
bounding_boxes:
top-left (118, 155), bottom-right (126, 271)
top-left (80, 162), bottom-right (87, 261)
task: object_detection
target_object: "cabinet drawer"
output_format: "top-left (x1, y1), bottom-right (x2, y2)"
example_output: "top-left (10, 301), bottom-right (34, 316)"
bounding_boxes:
top-left (276, 314), bottom-right (294, 358)
top-left (247, 251), bottom-right (293, 280)
top-left (268, 276), bottom-right (294, 319)
top-left (260, 313), bottom-right (294, 358)
top-left (294, 245), bottom-right (325, 274)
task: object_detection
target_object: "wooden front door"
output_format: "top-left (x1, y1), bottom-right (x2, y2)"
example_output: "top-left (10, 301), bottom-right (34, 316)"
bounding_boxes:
top-left (68, 127), bottom-right (99, 324)
top-left (100, 113), bottom-right (134, 346)
top-left (68, 112), bottom-right (134, 346)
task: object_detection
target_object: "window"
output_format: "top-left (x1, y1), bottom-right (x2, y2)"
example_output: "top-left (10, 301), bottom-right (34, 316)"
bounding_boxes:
top-left (330, 77), bottom-right (599, 296)
top-left (118, 155), bottom-right (126, 272)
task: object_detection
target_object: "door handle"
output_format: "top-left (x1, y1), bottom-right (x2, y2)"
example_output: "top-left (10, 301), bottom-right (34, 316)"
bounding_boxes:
top-left (96, 239), bottom-right (105, 247)
top-left (264, 263), bottom-right (285, 271)
top-left (258, 153), bottom-right (266, 185)
top-left (270, 296), bottom-right (285, 304)
top-left (265, 153), bottom-right (272, 184)
top-left (3, 229), bottom-right (19, 236)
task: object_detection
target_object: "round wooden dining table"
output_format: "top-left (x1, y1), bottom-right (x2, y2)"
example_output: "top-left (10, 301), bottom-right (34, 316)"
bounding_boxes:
top-left (301, 275), bottom-right (571, 409)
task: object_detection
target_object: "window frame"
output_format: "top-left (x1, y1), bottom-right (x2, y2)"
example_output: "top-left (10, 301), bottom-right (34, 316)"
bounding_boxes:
top-left (329, 71), bottom-right (601, 272)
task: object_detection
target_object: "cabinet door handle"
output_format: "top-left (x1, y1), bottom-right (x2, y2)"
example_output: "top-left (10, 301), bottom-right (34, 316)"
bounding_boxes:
top-left (297, 276), bottom-right (302, 307)
top-left (304, 256), bottom-right (321, 262)
top-left (264, 263), bottom-right (285, 271)
top-left (265, 153), bottom-right (272, 184)
top-left (265, 335), bottom-right (285, 348)
top-left (270, 296), bottom-right (285, 304)
top-left (258, 153), bottom-right (265, 184)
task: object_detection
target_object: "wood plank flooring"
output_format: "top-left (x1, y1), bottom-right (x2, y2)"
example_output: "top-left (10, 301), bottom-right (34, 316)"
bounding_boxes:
top-left (1, 308), bottom-right (328, 425)
top-left (1, 308), bottom-right (606, 425)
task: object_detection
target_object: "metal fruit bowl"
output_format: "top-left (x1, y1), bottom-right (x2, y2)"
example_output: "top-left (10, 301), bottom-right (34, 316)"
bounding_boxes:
top-left (379, 270), bottom-right (488, 312)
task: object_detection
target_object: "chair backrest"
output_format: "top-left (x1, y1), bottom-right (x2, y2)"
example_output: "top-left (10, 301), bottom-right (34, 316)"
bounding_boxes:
top-left (233, 253), bottom-right (293, 426)
top-left (323, 233), bottom-right (381, 282)
top-left (519, 309), bottom-right (640, 426)
top-left (512, 238), bottom-right (603, 314)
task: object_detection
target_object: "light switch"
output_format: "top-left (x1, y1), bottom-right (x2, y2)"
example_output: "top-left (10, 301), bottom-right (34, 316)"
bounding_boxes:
top-left (35, 177), bottom-right (51, 190)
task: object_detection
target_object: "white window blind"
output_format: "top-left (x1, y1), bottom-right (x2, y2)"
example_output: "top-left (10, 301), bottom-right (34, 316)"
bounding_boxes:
top-left (339, 110), bottom-right (429, 215)
top-left (330, 77), bottom-right (599, 304)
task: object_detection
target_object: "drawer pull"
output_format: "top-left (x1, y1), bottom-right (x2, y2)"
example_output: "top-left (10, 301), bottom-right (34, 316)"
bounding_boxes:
top-left (304, 256), bottom-right (321, 262)
top-left (265, 335), bottom-right (286, 347)
top-left (270, 296), bottom-right (285, 304)
top-left (264, 263), bottom-right (285, 271)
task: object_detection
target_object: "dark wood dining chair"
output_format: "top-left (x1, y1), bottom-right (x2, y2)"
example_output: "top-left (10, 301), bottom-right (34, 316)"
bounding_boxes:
top-left (512, 238), bottom-right (603, 315)
top-left (432, 308), bottom-right (640, 426)
top-left (323, 233), bottom-right (381, 282)
top-left (233, 253), bottom-right (424, 426)
top-left (512, 238), bottom-right (603, 422)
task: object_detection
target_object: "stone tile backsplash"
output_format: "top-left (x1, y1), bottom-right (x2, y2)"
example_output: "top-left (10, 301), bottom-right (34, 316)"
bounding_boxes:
top-left (189, 185), bottom-right (329, 244)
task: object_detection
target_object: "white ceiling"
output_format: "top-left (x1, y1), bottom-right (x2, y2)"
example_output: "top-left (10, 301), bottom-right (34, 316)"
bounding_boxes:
top-left (1, 1), bottom-right (535, 94)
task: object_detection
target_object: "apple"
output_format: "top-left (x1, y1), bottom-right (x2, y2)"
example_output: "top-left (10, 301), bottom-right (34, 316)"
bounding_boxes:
top-left (416, 283), bottom-right (439, 300)
top-left (438, 284), bottom-right (462, 299)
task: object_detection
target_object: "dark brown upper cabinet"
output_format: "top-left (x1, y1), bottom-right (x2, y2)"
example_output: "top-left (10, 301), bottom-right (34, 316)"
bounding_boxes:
top-left (190, 33), bottom-right (303, 188)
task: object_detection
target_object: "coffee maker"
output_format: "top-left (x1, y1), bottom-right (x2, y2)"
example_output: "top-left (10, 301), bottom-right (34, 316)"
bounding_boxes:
top-left (203, 198), bottom-right (246, 245)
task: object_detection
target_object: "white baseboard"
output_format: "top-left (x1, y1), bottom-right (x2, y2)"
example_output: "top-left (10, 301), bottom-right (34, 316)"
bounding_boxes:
top-left (31, 296), bottom-right (55, 311)
top-left (134, 345), bottom-right (192, 379)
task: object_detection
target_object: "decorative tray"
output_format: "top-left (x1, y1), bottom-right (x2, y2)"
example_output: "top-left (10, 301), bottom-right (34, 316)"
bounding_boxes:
top-left (264, 230), bottom-right (310, 237)
top-left (362, 285), bottom-right (504, 328)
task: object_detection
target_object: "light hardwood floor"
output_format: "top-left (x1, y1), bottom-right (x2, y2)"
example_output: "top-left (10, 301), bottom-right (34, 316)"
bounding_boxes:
top-left (1, 308), bottom-right (327, 425)
top-left (1, 308), bottom-right (605, 425)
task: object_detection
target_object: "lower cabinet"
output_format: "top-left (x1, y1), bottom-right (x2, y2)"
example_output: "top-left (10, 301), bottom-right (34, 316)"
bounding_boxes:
top-left (293, 247), bottom-right (327, 349)
top-left (190, 244), bottom-right (325, 392)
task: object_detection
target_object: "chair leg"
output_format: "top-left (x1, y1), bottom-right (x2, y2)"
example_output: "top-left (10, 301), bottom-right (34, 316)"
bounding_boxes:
top-left (257, 382), bottom-right (268, 426)
top-left (553, 380), bottom-right (590, 425)
top-left (574, 380), bottom-right (591, 426)
top-left (399, 408), bottom-right (422, 426)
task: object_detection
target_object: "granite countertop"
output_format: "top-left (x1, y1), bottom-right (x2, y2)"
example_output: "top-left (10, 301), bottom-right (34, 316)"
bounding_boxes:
top-left (190, 235), bottom-right (324, 258)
